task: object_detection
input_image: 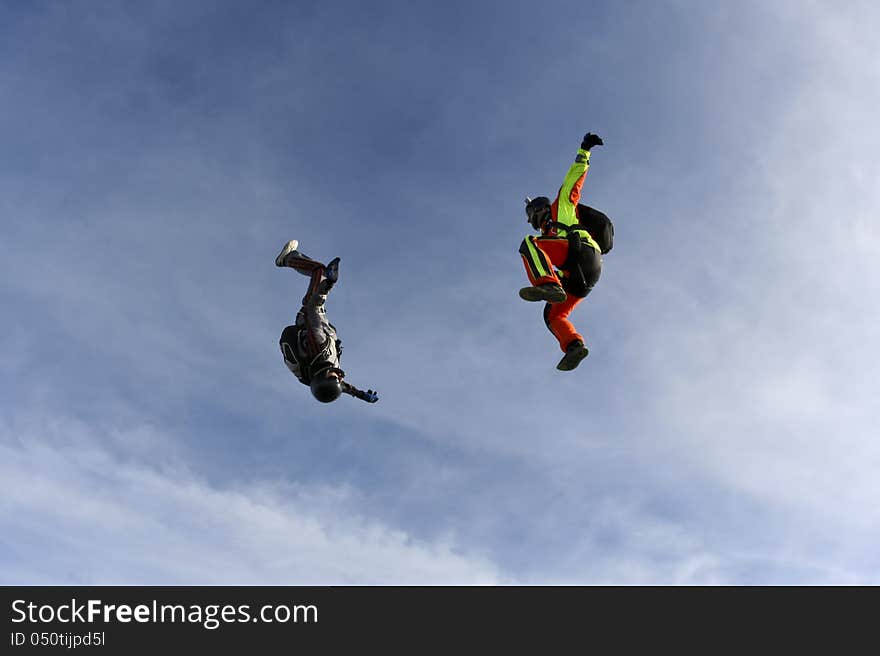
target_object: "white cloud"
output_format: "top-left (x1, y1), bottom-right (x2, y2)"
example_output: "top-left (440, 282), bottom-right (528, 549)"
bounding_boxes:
top-left (628, 0), bottom-right (880, 545)
top-left (0, 418), bottom-right (505, 585)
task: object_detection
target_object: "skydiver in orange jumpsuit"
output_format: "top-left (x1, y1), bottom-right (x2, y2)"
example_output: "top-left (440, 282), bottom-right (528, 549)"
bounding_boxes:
top-left (519, 132), bottom-right (607, 371)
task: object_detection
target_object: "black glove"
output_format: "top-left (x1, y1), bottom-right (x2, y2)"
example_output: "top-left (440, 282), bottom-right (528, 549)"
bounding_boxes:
top-left (342, 382), bottom-right (379, 403)
top-left (351, 387), bottom-right (378, 403)
top-left (580, 133), bottom-right (604, 150)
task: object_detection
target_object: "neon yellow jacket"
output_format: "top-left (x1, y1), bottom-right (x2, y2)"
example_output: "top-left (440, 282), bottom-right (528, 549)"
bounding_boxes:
top-left (546, 148), bottom-right (601, 252)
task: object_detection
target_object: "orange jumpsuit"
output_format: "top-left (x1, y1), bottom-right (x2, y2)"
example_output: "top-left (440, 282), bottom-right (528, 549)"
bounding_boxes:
top-left (519, 148), bottom-right (603, 352)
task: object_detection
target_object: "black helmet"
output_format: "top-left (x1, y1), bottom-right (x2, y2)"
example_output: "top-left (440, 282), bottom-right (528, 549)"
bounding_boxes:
top-left (525, 196), bottom-right (551, 230)
top-left (310, 374), bottom-right (343, 403)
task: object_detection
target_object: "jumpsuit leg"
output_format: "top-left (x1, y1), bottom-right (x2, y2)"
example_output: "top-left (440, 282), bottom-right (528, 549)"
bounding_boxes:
top-left (294, 268), bottom-right (337, 356)
top-left (543, 295), bottom-right (585, 352)
top-left (282, 250), bottom-right (325, 277)
top-left (282, 250), bottom-right (337, 305)
top-left (545, 246), bottom-right (602, 351)
top-left (520, 236), bottom-right (584, 351)
top-left (519, 236), bottom-right (569, 287)
top-left (282, 250), bottom-right (335, 353)
top-left (301, 284), bottom-right (331, 354)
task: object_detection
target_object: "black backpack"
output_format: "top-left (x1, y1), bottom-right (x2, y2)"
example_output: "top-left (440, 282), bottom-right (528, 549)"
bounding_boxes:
top-left (576, 204), bottom-right (614, 254)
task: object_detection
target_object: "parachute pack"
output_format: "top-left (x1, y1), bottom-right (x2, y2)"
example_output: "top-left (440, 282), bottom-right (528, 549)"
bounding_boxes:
top-left (575, 204), bottom-right (614, 254)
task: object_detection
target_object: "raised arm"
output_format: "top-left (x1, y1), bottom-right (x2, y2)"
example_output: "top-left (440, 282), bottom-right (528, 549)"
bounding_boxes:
top-left (554, 132), bottom-right (603, 231)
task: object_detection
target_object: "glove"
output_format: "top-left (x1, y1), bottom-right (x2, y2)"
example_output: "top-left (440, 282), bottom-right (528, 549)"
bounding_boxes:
top-left (580, 133), bottom-right (604, 150)
top-left (361, 389), bottom-right (379, 403)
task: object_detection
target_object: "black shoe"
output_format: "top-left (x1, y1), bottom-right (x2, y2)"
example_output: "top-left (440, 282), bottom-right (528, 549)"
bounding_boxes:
top-left (325, 257), bottom-right (340, 284)
top-left (518, 283), bottom-right (566, 304)
top-left (557, 340), bottom-right (589, 371)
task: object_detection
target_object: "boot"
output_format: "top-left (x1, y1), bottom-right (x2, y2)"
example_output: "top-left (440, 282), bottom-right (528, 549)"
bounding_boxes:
top-left (324, 257), bottom-right (340, 284)
top-left (519, 283), bottom-right (566, 304)
top-left (557, 339), bottom-right (589, 371)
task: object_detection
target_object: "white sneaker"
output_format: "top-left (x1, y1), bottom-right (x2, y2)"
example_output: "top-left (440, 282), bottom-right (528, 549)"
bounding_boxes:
top-left (275, 239), bottom-right (299, 267)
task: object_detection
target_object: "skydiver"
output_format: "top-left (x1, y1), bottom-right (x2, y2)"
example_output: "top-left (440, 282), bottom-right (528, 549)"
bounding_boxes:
top-left (518, 132), bottom-right (611, 371)
top-left (275, 240), bottom-right (379, 404)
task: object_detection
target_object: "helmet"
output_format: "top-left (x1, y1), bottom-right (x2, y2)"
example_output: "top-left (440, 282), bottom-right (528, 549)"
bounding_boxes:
top-left (310, 374), bottom-right (343, 403)
top-left (525, 196), bottom-right (551, 230)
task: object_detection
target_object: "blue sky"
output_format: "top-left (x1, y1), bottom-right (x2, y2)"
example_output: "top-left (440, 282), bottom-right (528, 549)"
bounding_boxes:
top-left (2, 0), bottom-right (879, 584)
